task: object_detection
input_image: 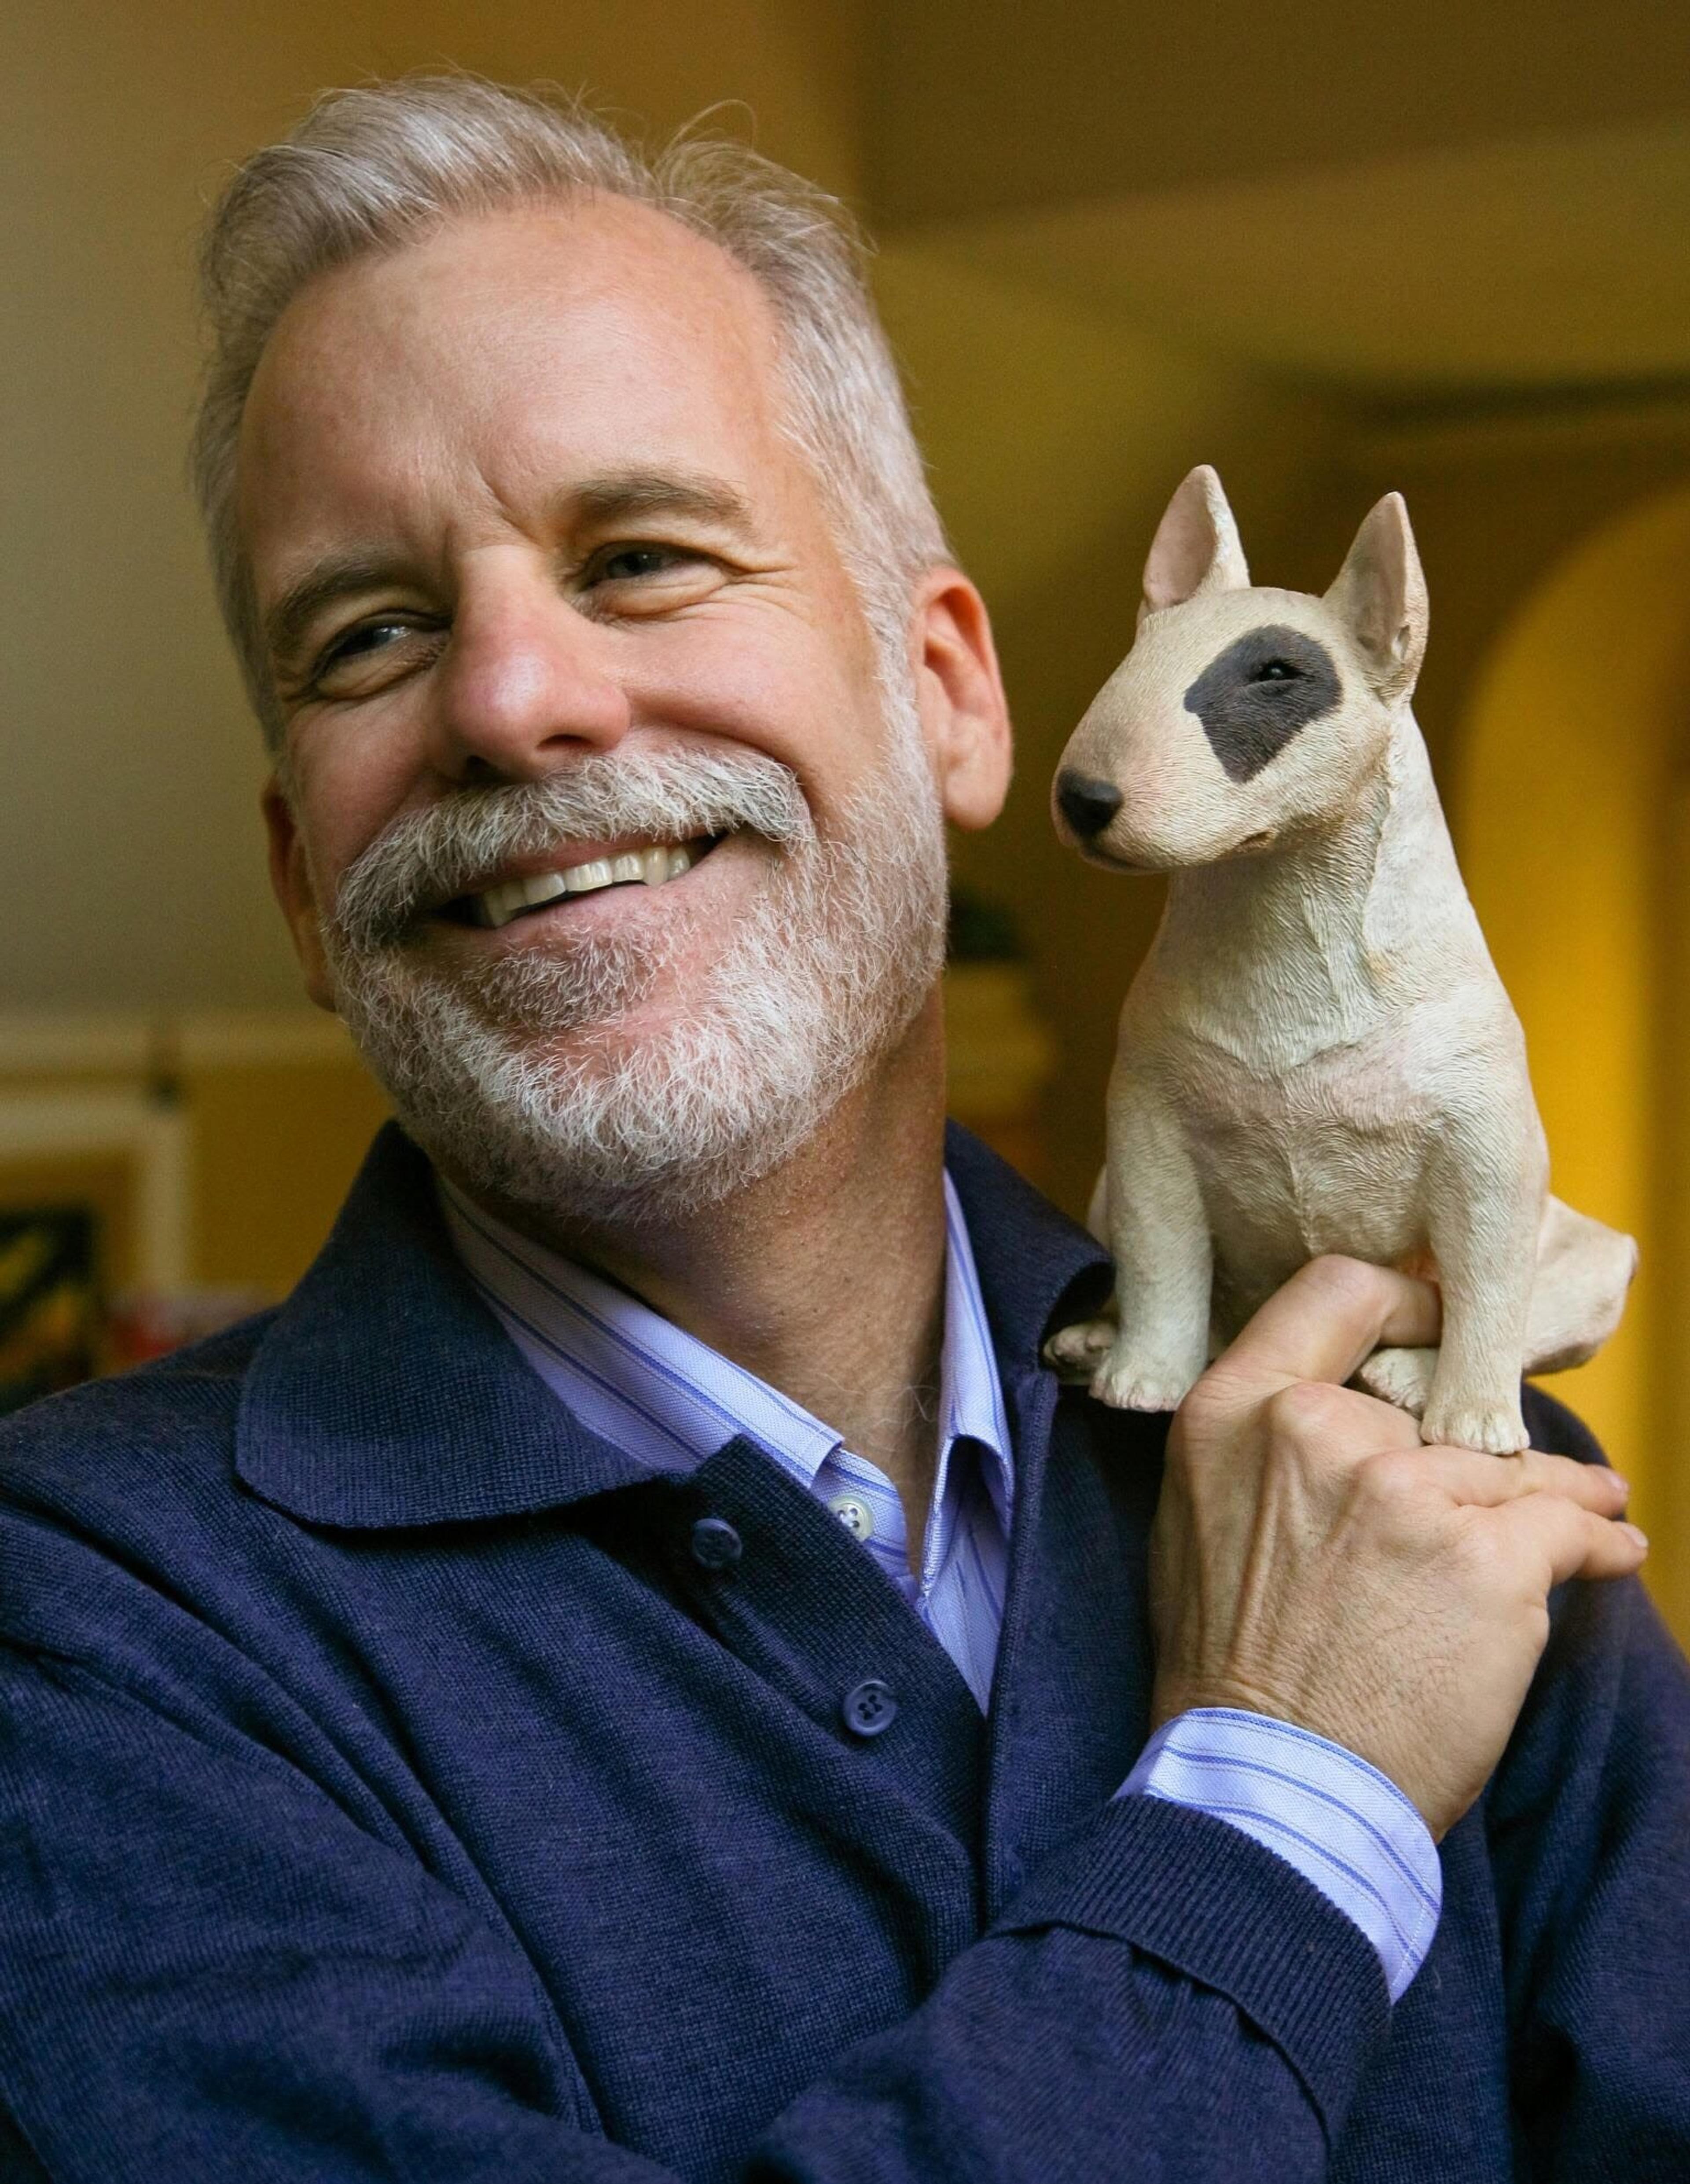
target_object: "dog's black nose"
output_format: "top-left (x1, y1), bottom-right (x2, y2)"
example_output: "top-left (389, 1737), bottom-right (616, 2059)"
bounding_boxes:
top-left (1056, 771), bottom-right (1124, 840)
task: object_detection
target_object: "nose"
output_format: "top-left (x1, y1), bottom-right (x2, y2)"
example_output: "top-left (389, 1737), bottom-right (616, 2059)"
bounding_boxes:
top-left (1055, 770), bottom-right (1124, 840)
top-left (435, 570), bottom-right (631, 782)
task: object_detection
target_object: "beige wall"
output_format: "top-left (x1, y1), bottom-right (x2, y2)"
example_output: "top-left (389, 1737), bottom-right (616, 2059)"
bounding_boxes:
top-left (873, 244), bottom-right (1347, 1216)
top-left (0, 0), bottom-right (865, 1016)
top-left (871, 0), bottom-right (1690, 221)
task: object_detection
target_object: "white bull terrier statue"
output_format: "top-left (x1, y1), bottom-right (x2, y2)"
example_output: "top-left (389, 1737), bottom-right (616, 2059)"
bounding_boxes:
top-left (1046, 465), bottom-right (1635, 1455)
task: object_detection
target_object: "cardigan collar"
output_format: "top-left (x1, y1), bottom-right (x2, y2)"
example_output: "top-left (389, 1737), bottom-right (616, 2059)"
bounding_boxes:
top-left (236, 1118), bottom-right (1109, 1531)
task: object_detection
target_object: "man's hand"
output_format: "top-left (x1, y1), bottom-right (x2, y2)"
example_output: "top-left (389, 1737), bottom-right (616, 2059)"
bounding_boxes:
top-left (1150, 1255), bottom-right (1646, 1840)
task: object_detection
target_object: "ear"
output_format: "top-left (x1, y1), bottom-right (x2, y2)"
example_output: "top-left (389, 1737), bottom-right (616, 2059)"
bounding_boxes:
top-left (1323, 492), bottom-right (1428, 701)
top-left (911, 568), bottom-right (1013, 832)
top-left (261, 775), bottom-right (337, 1012)
top-left (1139, 464), bottom-right (1250, 621)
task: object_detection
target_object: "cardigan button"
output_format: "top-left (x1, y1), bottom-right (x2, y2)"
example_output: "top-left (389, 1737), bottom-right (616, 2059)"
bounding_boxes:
top-left (689, 1516), bottom-right (743, 1571)
top-left (841, 1678), bottom-right (898, 1738)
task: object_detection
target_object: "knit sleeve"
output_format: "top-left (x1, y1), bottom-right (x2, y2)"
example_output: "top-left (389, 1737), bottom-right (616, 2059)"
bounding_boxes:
top-left (0, 1637), bottom-right (1387, 2184)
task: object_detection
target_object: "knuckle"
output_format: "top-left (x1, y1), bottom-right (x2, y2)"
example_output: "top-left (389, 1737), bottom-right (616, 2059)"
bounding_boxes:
top-left (1264, 1376), bottom-right (1347, 1445)
top-left (1302, 1252), bottom-right (1386, 1314)
top-left (1539, 1451), bottom-right (1613, 1502)
top-left (1528, 1459), bottom-right (1586, 1507)
top-left (1355, 1447), bottom-right (1422, 1512)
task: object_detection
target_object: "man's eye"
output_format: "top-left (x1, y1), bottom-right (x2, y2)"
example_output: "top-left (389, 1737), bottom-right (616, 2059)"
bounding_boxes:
top-left (321, 618), bottom-right (415, 668)
top-left (303, 615), bottom-right (441, 700)
top-left (577, 541), bottom-right (726, 617)
top-left (590, 545), bottom-right (695, 584)
top-left (603, 547), bottom-right (671, 580)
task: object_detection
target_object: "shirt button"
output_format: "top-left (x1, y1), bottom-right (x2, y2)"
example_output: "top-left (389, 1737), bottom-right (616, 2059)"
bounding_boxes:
top-left (689, 1516), bottom-right (743, 1571)
top-left (841, 1678), bottom-right (898, 1738)
top-left (829, 1494), bottom-right (874, 1541)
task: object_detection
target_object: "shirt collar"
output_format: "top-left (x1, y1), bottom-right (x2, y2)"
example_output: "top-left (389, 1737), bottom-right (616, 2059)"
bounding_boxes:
top-left (438, 1178), bottom-right (841, 1484)
top-left (235, 1121), bottom-right (1108, 1531)
top-left (936, 1170), bottom-right (1015, 1528)
top-left (438, 1169), bottom-right (1013, 1503)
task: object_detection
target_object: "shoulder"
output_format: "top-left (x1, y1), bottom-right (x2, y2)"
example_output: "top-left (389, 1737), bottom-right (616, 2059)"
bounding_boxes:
top-left (0, 1314), bottom-right (281, 1661)
top-left (0, 1312), bottom-right (270, 1512)
top-left (1494, 1381), bottom-right (1689, 1828)
top-left (1480, 1393), bottom-right (1690, 2079)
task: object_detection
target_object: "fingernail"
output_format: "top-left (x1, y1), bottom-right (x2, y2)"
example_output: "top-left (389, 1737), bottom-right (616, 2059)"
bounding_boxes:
top-left (1619, 1523), bottom-right (1649, 1550)
top-left (1606, 1471), bottom-right (1631, 1495)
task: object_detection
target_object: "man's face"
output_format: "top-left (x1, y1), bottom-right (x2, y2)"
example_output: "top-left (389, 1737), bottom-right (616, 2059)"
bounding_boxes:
top-left (240, 196), bottom-right (1008, 1219)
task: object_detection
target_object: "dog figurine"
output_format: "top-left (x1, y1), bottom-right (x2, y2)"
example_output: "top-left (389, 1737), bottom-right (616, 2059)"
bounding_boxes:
top-left (1046, 466), bottom-right (1635, 1454)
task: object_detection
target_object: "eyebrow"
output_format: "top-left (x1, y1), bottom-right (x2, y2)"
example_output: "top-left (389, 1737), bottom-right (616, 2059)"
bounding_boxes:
top-left (566, 468), bottom-right (757, 537)
top-left (261, 469), bottom-right (759, 675)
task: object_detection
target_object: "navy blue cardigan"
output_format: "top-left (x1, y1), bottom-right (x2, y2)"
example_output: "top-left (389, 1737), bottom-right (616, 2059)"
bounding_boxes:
top-left (0, 1124), bottom-right (1685, 2180)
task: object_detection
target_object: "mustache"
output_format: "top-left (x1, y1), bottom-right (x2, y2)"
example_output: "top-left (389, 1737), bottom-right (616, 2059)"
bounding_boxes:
top-left (327, 745), bottom-right (813, 952)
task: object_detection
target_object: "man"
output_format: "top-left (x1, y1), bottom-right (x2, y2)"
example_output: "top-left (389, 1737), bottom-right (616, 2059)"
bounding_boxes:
top-left (0, 75), bottom-right (1683, 2181)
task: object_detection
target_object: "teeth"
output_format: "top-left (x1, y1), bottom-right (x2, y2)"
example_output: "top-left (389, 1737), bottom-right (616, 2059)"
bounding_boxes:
top-left (476, 874), bottom-right (566, 928)
top-left (470, 841), bottom-right (703, 928)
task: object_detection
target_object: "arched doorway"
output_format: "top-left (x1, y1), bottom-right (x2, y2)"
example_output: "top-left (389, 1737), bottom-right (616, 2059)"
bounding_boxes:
top-left (1456, 483), bottom-right (1690, 1646)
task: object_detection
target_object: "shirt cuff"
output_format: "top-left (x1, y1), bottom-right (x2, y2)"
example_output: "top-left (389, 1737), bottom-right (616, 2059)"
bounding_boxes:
top-left (1118, 1708), bottom-right (1441, 2002)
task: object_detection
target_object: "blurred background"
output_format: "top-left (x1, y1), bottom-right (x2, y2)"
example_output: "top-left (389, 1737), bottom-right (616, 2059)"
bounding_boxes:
top-left (3, 0), bottom-right (1688, 1643)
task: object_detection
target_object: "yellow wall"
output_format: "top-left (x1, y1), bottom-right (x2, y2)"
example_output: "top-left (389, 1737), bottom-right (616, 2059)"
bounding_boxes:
top-left (1457, 484), bottom-right (1690, 1647)
top-left (0, 1020), bottom-right (391, 1301)
top-left (184, 1057), bottom-right (393, 1296)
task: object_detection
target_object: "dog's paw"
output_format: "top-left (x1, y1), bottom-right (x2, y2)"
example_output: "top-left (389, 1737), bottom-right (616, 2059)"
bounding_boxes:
top-left (1353, 1345), bottom-right (1437, 1417)
top-left (1419, 1392), bottom-right (1529, 1456)
top-left (1044, 1316), bottom-right (1118, 1382)
top-left (1088, 1341), bottom-right (1201, 1414)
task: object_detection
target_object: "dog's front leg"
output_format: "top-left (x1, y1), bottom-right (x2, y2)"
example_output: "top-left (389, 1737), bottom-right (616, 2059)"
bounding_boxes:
top-left (1052, 1073), bottom-right (1212, 1412)
top-left (1418, 1109), bottom-right (1545, 1455)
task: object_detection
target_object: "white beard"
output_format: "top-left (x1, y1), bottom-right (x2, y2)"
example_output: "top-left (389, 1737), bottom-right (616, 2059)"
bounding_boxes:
top-left (318, 682), bottom-right (948, 1227)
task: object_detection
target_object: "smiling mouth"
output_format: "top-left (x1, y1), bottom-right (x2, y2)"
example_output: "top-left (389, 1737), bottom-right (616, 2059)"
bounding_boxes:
top-left (445, 834), bottom-right (722, 930)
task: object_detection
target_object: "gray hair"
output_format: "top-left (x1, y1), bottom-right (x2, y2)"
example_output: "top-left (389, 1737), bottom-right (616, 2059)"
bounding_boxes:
top-left (190, 75), bottom-right (950, 747)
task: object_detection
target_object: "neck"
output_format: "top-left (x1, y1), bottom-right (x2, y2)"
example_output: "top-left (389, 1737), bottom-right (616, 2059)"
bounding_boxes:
top-left (1150, 713), bottom-right (1473, 1061)
top-left (457, 989), bottom-right (952, 1537)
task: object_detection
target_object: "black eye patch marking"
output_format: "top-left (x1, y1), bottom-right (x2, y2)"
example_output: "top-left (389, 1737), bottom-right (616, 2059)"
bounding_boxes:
top-left (1183, 625), bottom-right (1341, 782)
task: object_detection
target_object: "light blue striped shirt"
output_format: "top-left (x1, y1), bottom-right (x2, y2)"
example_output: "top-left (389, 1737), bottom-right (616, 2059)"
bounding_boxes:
top-left (440, 1174), bottom-right (1440, 2000)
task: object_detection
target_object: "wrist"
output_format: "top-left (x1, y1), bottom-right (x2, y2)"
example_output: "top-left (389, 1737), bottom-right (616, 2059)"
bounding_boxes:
top-left (1151, 1681), bottom-right (1426, 1821)
top-left (1124, 1707), bottom-right (1444, 2000)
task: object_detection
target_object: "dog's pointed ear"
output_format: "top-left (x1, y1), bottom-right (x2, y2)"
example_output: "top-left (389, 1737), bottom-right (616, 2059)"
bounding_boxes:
top-left (1324, 492), bottom-right (1428, 701)
top-left (1139, 466), bottom-right (1250, 623)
